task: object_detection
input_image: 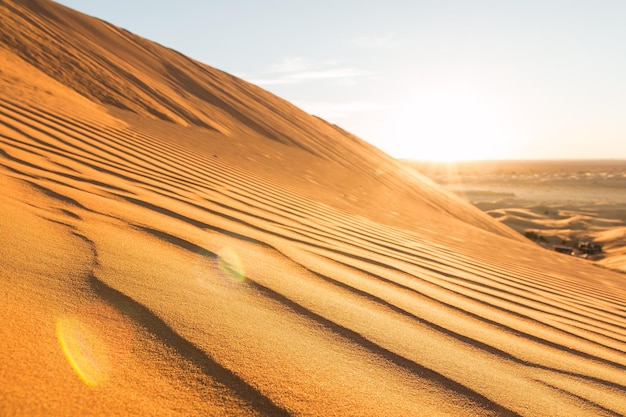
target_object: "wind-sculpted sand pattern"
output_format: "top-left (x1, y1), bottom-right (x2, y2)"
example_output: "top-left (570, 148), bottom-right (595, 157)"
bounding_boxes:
top-left (2, 94), bottom-right (626, 417)
top-left (2, 1), bottom-right (626, 415)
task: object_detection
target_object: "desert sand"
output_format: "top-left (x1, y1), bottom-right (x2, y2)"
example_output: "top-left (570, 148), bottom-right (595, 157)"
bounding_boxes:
top-left (1, 1), bottom-right (626, 416)
top-left (408, 160), bottom-right (626, 274)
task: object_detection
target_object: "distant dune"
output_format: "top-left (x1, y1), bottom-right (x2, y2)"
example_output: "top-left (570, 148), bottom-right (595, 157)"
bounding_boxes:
top-left (407, 159), bottom-right (626, 274)
top-left (2, 1), bottom-right (626, 416)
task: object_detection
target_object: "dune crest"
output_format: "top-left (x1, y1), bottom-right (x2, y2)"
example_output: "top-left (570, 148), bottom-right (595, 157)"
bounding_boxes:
top-left (1, 1), bottom-right (626, 416)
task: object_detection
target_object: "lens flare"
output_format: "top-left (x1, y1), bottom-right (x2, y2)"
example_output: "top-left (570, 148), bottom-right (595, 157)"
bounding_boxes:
top-left (56, 316), bottom-right (110, 387)
top-left (216, 247), bottom-right (245, 282)
top-left (56, 301), bottom-right (134, 387)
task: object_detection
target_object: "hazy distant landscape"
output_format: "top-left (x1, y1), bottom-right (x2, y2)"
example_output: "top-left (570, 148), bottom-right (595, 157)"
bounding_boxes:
top-left (407, 159), bottom-right (626, 271)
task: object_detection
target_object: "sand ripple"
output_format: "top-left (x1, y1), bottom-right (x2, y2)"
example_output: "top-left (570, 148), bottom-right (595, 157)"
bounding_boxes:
top-left (1, 1), bottom-right (626, 415)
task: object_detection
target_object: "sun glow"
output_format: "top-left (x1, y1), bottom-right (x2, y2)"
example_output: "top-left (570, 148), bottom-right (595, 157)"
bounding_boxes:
top-left (385, 88), bottom-right (525, 161)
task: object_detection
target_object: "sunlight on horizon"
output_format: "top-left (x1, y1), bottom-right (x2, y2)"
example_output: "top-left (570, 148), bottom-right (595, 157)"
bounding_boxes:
top-left (384, 88), bottom-right (527, 162)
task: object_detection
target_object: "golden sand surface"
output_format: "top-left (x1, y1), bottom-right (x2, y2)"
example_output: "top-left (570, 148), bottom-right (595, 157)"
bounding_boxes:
top-left (1, 1), bottom-right (626, 416)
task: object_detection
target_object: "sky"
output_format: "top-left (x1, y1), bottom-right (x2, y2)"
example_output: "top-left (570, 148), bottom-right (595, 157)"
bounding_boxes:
top-left (55, 0), bottom-right (626, 161)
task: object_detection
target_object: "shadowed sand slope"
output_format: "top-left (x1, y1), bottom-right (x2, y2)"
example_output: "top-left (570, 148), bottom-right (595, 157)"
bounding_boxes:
top-left (1, 1), bottom-right (626, 416)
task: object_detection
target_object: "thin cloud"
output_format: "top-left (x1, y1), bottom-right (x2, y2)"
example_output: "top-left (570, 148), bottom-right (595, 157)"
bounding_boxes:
top-left (350, 33), bottom-right (397, 49)
top-left (246, 59), bottom-right (377, 87)
top-left (268, 57), bottom-right (311, 73)
top-left (289, 68), bottom-right (374, 81)
top-left (244, 77), bottom-right (300, 86)
top-left (294, 101), bottom-right (384, 119)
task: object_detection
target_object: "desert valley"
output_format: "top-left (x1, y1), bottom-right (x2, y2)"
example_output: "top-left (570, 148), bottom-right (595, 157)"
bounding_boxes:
top-left (1, 1), bottom-right (626, 416)
top-left (408, 160), bottom-right (626, 273)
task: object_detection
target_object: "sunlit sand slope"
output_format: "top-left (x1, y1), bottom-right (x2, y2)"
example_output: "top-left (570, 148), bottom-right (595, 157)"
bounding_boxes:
top-left (2, 1), bottom-right (626, 416)
top-left (0, 0), bottom-right (523, 239)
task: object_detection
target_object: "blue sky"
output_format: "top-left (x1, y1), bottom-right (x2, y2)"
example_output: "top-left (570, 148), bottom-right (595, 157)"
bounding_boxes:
top-left (55, 1), bottom-right (626, 160)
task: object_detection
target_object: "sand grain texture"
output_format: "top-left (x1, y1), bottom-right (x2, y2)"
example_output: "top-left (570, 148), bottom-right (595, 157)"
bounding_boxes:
top-left (1, 1), bottom-right (626, 416)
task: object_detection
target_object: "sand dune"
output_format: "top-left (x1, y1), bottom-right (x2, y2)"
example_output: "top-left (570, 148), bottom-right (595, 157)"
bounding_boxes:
top-left (409, 160), bottom-right (626, 273)
top-left (480, 200), bottom-right (626, 273)
top-left (2, 1), bottom-right (626, 416)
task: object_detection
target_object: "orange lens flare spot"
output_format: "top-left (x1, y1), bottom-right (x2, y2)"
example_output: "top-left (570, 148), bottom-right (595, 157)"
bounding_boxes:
top-left (56, 301), bottom-right (134, 387)
top-left (56, 316), bottom-right (110, 387)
